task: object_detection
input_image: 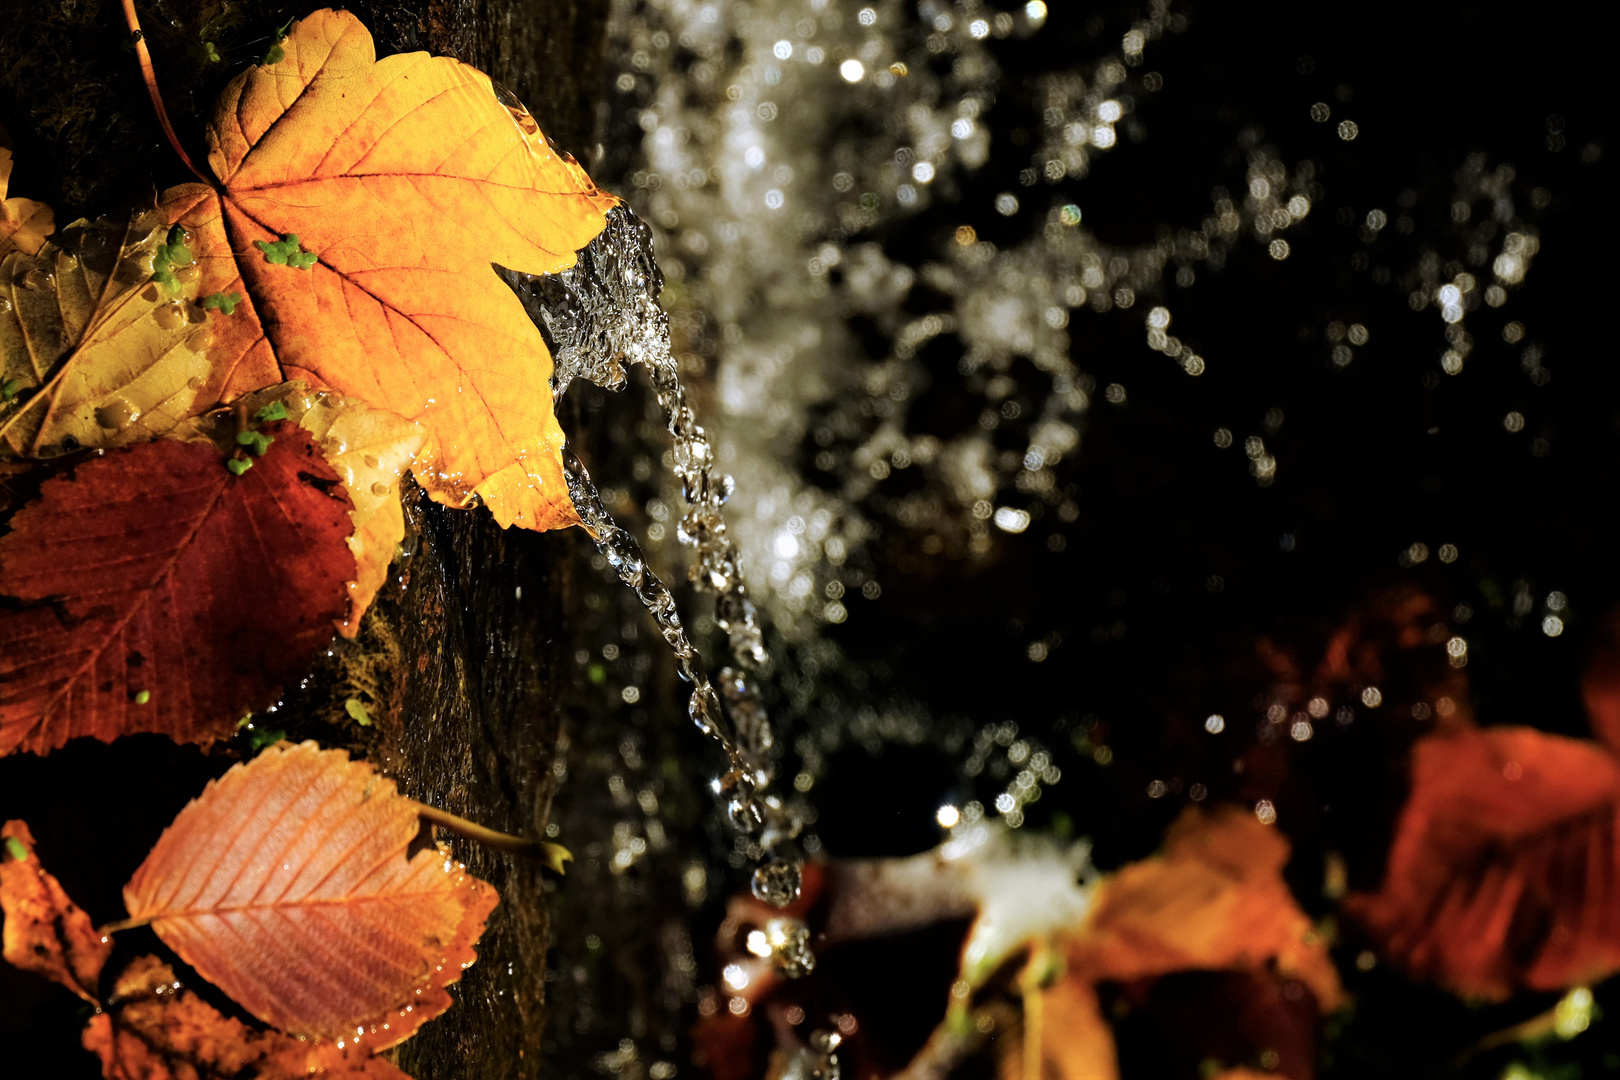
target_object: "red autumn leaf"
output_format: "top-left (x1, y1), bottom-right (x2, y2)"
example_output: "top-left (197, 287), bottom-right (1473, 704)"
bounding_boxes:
top-left (0, 819), bottom-right (111, 1003)
top-left (1346, 725), bottom-right (1620, 999)
top-left (122, 740), bottom-right (498, 1050)
top-left (84, 954), bottom-right (415, 1080)
top-left (0, 424), bottom-right (354, 756)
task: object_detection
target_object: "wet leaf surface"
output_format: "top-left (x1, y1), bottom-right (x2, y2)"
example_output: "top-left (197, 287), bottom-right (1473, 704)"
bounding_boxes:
top-left (84, 954), bottom-right (415, 1080)
top-left (123, 740), bottom-right (498, 1049)
top-left (0, 426), bottom-right (354, 755)
top-left (163, 7), bottom-right (618, 530)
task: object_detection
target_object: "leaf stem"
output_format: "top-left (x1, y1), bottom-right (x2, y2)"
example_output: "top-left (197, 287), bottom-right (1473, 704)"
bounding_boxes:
top-left (411, 801), bottom-right (571, 872)
top-left (120, 0), bottom-right (212, 185)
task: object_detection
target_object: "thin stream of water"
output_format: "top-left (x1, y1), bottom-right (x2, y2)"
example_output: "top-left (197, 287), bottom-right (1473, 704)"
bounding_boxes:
top-left (504, 206), bottom-right (808, 923)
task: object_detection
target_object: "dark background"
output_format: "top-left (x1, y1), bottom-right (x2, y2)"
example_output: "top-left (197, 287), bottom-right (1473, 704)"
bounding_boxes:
top-left (3, 1), bottom-right (1619, 1078)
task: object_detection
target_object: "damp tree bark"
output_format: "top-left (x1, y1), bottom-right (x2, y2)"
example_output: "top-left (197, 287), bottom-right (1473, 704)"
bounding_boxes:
top-left (0, 1), bottom-right (611, 1076)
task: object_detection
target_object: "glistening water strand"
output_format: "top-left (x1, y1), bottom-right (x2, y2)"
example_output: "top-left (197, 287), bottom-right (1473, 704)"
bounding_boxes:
top-left (507, 205), bottom-right (806, 918)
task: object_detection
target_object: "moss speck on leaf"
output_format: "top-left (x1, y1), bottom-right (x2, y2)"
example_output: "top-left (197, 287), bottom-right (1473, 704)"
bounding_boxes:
top-left (254, 233), bottom-right (316, 269)
top-left (152, 226), bottom-right (194, 294)
top-left (236, 430), bottom-right (274, 456)
top-left (202, 290), bottom-right (242, 314)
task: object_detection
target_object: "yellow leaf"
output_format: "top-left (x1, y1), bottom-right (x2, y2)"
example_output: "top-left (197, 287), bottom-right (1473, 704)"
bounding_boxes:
top-left (0, 209), bottom-right (212, 456)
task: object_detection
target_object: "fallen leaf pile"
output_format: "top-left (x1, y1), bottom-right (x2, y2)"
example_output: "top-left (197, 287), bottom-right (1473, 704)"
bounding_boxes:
top-left (3, 742), bottom-right (497, 1078)
top-left (0, 10), bottom-right (601, 1068)
top-left (0, 6), bottom-right (617, 758)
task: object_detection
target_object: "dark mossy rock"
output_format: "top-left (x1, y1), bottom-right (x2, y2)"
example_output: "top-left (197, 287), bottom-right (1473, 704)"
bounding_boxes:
top-left (0, 2), bottom-right (610, 1077)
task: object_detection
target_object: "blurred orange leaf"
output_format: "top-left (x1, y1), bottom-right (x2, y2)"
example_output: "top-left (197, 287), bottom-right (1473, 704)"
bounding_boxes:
top-left (1069, 806), bottom-right (1344, 1010)
top-left (0, 426), bottom-right (354, 756)
top-left (1347, 726), bottom-right (1620, 999)
top-left (0, 819), bottom-right (110, 1003)
top-left (162, 8), bottom-right (618, 530)
top-left (123, 741), bottom-right (497, 1049)
top-left (85, 954), bottom-right (414, 1080)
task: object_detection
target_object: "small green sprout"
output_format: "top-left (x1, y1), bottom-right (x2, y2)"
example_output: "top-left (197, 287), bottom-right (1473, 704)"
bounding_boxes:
top-left (226, 456), bottom-right (253, 476)
top-left (152, 225), bottom-right (194, 295)
top-left (202, 290), bottom-right (243, 315)
top-left (260, 17), bottom-right (293, 65)
top-left (236, 429), bottom-right (274, 456)
top-left (1, 378), bottom-right (21, 402)
top-left (133, 690), bottom-right (151, 705)
top-left (345, 697), bottom-right (372, 726)
top-left (254, 233), bottom-right (316, 270)
top-left (254, 400), bottom-right (289, 423)
top-left (203, 41), bottom-right (222, 63)
top-left (4, 836), bottom-right (27, 862)
top-left (248, 726), bottom-right (286, 752)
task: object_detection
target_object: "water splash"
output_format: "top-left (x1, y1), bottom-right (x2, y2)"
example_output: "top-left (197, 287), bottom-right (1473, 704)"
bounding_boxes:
top-left (506, 205), bottom-right (803, 911)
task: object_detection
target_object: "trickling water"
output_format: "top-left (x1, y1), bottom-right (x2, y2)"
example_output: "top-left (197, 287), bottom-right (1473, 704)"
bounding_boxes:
top-left (506, 205), bottom-right (804, 912)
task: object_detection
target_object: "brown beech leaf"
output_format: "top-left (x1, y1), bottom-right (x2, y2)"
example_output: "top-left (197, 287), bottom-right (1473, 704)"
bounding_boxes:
top-left (0, 819), bottom-right (111, 1002)
top-left (1069, 806), bottom-right (1343, 1010)
top-left (123, 741), bottom-right (498, 1049)
top-left (162, 7), bottom-right (619, 530)
top-left (0, 425), bottom-right (354, 756)
top-left (0, 207), bottom-right (215, 457)
top-left (1346, 726), bottom-right (1620, 999)
top-left (84, 954), bottom-right (414, 1080)
top-left (0, 143), bottom-right (54, 258)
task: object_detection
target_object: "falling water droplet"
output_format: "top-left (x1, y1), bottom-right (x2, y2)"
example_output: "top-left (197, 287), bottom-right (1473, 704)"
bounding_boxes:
top-left (529, 207), bottom-right (808, 962)
top-left (750, 860), bottom-right (803, 907)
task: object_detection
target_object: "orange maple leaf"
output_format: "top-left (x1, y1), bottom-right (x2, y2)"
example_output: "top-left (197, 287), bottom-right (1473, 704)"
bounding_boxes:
top-left (0, 819), bottom-right (111, 1004)
top-left (122, 740), bottom-right (498, 1050)
top-left (162, 8), bottom-right (618, 530)
top-left (85, 954), bottom-right (414, 1080)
